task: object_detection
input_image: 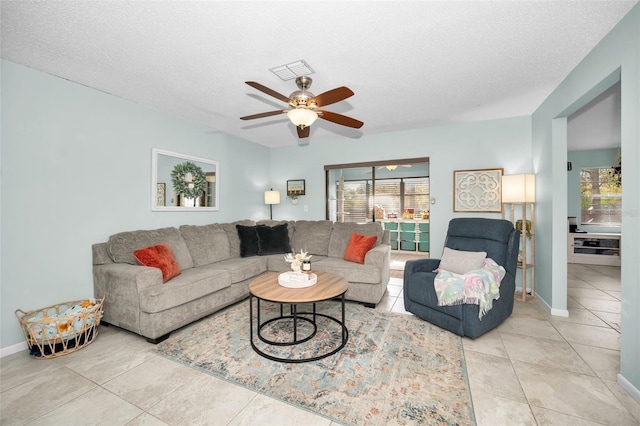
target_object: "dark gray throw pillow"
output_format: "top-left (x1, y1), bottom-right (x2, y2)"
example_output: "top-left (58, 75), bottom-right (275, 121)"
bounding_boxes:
top-left (236, 224), bottom-right (262, 257)
top-left (256, 223), bottom-right (292, 255)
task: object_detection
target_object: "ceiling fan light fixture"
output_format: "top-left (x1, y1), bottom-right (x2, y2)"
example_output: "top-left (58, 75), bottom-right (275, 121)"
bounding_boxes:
top-left (386, 165), bottom-right (398, 171)
top-left (287, 108), bottom-right (318, 128)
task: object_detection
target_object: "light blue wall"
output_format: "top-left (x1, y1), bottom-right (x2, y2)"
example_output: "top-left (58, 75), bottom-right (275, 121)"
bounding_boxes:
top-left (532, 4), bottom-right (639, 391)
top-left (0, 60), bottom-right (271, 348)
top-left (567, 148), bottom-right (621, 233)
top-left (270, 116), bottom-right (532, 259)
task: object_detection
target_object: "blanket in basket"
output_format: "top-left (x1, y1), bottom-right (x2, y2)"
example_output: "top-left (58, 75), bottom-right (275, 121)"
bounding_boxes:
top-left (434, 258), bottom-right (505, 319)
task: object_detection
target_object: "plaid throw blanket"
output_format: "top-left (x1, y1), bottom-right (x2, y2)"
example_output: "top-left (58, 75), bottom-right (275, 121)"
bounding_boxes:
top-left (434, 258), bottom-right (506, 319)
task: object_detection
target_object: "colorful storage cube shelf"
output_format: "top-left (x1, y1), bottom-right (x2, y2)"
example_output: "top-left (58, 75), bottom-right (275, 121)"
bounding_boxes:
top-left (383, 220), bottom-right (430, 253)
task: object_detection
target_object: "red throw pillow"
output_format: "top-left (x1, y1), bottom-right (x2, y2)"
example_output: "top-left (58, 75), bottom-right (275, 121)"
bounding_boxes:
top-left (133, 243), bottom-right (181, 283)
top-left (344, 233), bottom-right (378, 264)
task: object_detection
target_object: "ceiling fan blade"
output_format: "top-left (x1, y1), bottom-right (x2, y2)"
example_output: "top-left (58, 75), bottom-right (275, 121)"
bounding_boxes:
top-left (317, 110), bottom-right (364, 129)
top-left (311, 86), bottom-right (354, 107)
top-left (297, 125), bottom-right (310, 138)
top-left (240, 110), bottom-right (287, 120)
top-left (245, 81), bottom-right (290, 103)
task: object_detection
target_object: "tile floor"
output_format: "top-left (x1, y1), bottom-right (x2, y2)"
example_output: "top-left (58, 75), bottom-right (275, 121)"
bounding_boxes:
top-left (1, 261), bottom-right (639, 425)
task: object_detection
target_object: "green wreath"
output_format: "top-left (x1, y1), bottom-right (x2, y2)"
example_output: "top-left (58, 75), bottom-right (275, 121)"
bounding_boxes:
top-left (171, 162), bottom-right (207, 200)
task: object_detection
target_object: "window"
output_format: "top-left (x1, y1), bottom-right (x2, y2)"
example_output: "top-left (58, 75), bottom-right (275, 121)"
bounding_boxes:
top-left (373, 179), bottom-right (401, 218)
top-left (335, 178), bottom-right (429, 223)
top-left (403, 178), bottom-right (430, 215)
top-left (580, 167), bottom-right (622, 226)
top-left (341, 180), bottom-right (369, 223)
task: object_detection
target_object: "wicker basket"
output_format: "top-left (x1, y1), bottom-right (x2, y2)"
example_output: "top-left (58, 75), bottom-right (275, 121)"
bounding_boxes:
top-left (15, 297), bottom-right (104, 359)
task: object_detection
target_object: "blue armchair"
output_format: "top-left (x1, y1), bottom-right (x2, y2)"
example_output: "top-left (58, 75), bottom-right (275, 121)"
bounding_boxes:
top-left (403, 218), bottom-right (520, 339)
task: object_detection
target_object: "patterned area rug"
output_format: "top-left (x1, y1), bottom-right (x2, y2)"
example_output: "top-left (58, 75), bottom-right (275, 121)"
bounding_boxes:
top-left (154, 299), bottom-right (474, 426)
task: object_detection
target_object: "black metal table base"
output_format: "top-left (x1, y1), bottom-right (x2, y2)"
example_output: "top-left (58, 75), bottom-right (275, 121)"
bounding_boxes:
top-left (249, 293), bottom-right (348, 363)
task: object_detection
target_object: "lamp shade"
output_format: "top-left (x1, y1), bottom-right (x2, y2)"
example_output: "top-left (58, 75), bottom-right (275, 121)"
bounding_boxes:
top-left (287, 108), bottom-right (318, 127)
top-left (264, 190), bottom-right (281, 205)
top-left (502, 174), bottom-right (535, 203)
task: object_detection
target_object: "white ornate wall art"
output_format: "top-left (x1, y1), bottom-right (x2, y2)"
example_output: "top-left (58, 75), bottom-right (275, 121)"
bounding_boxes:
top-left (453, 168), bottom-right (503, 212)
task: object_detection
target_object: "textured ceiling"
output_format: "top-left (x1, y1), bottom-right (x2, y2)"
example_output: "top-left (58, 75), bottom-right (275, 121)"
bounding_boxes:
top-left (1, 1), bottom-right (636, 148)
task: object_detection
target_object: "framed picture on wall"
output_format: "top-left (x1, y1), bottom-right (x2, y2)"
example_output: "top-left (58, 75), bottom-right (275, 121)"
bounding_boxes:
top-left (156, 183), bottom-right (166, 207)
top-left (453, 168), bottom-right (503, 212)
top-left (287, 179), bottom-right (306, 196)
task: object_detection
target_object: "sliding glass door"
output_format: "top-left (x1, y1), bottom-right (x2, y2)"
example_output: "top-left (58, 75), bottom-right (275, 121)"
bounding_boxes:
top-left (325, 158), bottom-right (430, 253)
top-left (326, 159), bottom-right (429, 222)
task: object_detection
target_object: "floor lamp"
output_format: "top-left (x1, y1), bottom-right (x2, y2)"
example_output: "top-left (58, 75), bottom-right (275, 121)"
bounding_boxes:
top-left (264, 189), bottom-right (281, 220)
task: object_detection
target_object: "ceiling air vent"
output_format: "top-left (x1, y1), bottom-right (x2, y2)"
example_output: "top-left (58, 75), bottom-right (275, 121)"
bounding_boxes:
top-left (270, 60), bottom-right (314, 81)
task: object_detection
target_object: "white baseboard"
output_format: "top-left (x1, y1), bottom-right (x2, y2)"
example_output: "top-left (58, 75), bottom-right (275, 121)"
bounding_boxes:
top-left (550, 306), bottom-right (569, 317)
top-left (0, 341), bottom-right (28, 358)
top-left (618, 373), bottom-right (640, 404)
top-left (530, 292), bottom-right (569, 317)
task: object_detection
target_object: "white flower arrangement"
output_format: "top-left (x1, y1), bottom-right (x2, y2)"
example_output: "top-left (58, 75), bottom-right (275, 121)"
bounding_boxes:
top-left (284, 249), bottom-right (312, 272)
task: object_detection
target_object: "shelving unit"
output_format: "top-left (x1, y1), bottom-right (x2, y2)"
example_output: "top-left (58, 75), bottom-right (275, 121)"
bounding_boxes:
top-left (568, 233), bottom-right (621, 266)
top-left (503, 202), bottom-right (535, 302)
top-left (502, 174), bottom-right (535, 302)
top-left (382, 220), bottom-right (429, 254)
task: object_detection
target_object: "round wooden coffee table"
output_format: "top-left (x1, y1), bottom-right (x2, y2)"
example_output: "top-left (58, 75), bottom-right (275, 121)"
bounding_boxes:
top-left (249, 271), bottom-right (349, 363)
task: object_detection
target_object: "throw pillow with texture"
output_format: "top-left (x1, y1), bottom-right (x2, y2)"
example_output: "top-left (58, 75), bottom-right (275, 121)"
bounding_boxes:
top-left (344, 233), bottom-right (378, 264)
top-left (438, 247), bottom-right (487, 274)
top-left (133, 243), bottom-right (181, 283)
top-left (256, 223), bottom-right (292, 255)
top-left (222, 220), bottom-right (256, 257)
top-left (236, 224), bottom-right (263, 257)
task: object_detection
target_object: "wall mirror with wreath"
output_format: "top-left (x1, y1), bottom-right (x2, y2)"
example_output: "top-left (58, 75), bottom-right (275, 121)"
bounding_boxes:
top-left (151, 148), bottom-right (219, 211)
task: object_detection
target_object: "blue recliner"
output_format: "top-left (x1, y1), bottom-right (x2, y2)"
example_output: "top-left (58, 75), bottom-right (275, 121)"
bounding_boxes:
top-left (403, 218), bottom-right (520, 339)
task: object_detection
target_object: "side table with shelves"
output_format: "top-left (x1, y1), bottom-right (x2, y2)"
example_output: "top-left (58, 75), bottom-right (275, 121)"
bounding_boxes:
top-left (502, 202), bottom-right (535, 301)
top-left (568, 233), bottom-right (621, 266)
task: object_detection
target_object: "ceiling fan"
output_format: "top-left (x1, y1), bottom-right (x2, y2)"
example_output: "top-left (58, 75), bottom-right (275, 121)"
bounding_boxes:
top-left (240, 76), bottom-right (363, 138)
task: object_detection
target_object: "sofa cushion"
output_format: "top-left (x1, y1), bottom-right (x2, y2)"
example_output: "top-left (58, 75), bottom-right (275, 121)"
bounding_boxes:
top-left (222, 220), bottom-right (256, 257)
top-left (139, 267), bottom-right (231, 313)
top-left (256, 223), bottom-right (292, 255)
top-left (107, 227), bottom-right (194, 270)
top-left (291, 220), bottom-right (334, 256)
top-left (200, 256), bottom-right (268, 283)
top-left (328, 222), bottom-right (384, 258)
top-left (312, 258), bottom-right (381, 284)
top-left (344, 233), bottom-right (378, 264)
top-left (263, 253), bottom-right (318, 273)
top-left (133, 243), bottom-right (181, 283)
top-left (180, 224), bottom-right (230, 266)
top-left (439, 247), bottom-right (487, 274)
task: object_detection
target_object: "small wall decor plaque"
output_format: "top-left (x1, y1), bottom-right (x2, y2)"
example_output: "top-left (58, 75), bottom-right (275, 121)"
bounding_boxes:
top-left (453, 168), bottom-right (503, 212)
top-left (287, 179), bottom-right (306, 196)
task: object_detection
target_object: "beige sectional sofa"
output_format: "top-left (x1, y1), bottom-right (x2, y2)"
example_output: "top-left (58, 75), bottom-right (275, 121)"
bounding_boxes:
top-left (92, 220), bottom-right (390, 343)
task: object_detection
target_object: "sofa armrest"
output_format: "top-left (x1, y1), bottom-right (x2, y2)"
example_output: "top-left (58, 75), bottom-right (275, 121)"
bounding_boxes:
top-left (93, 263), bottom-right (162, 293)
top-left (381, 229), bottom-right (390, 245)
top-left (404, 258), bottom-right (441, 276)
top-left (93, 263), bottom-right (162, 333)
top-left (364, 243), bottom-right (390, 267)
